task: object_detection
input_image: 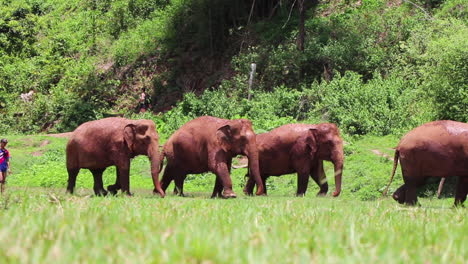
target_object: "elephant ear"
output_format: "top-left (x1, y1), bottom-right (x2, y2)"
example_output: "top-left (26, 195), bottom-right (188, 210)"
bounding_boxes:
top-left (134, 122), bottom-right (149, 136)
top-left (216, 125), bottom-right (233, 152)
top-left (306, 128), bottom-right (319, 157)
top-left (124, 124), bottom-right (137, 152)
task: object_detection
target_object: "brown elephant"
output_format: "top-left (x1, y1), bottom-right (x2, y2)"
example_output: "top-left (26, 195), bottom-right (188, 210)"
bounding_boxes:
top-left (66, 117), bottom-right (165, 197)
top-left (241, 123), bottom-right (344, 197)
top-left (384, 120), bottom-right (468, 206)
top-left (159, 116), bottom-right (264, 198)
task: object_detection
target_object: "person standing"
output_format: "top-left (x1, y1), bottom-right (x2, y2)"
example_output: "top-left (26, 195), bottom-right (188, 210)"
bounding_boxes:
top-left (138, 88), bottom-right (152, 113)
top-left (0, 138), bottom-right (11, 194)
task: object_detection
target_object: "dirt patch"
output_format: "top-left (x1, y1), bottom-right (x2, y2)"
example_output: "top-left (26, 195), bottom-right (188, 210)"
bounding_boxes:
top-left (232, 156), bottom-right (248, 169)
top-left (47, 132), bottom-right (73, 138)
top-left (31, 151), bottom-right (44, 157)
top-left (371, 149), bottom-right (394, 161)
top-left (40, 140), bottom-right (51, 147)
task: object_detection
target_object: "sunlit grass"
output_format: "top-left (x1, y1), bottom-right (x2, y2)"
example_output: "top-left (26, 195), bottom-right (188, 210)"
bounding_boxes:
top-left (0, 188), bottom-right (466, 263)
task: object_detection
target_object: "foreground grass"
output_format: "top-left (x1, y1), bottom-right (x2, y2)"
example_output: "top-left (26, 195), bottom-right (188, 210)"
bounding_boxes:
top-left (0, 188), bottom-right (466, 263)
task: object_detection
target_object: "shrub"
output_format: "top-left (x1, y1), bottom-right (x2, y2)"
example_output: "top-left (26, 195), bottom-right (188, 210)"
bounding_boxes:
top-left (396, 17), bottom-right (468, 122)
top-left (305, 71), bottom-right (433, 135)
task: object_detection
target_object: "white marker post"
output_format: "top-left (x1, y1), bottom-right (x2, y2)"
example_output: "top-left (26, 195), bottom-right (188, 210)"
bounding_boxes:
top-left (248, 63), bottom-right (256, 101)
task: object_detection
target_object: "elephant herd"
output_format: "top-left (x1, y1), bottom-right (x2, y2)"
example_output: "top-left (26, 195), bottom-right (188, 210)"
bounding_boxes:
top-left (65, 117), bottom-right (468, 207)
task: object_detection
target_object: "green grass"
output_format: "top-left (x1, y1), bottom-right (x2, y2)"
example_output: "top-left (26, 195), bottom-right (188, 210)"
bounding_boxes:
top-left (0, 188), bottom-right (466, 263)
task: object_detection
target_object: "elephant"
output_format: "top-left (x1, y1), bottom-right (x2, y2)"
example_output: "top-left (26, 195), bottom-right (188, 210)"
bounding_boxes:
top-left (159, 116), bottom-right (265, 198)
top-left (241, 123), bottom-right (344, 197)
top-left (384, 120), bottom-right (468, 206)
top-left (66, 117), bottom-right (165, 197)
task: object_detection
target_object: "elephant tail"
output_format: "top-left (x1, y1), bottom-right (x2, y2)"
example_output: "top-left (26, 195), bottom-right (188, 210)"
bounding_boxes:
top-left (383, 149), bottom-right (399, 196)
top-left (158, 149), bottom-right (166, 174)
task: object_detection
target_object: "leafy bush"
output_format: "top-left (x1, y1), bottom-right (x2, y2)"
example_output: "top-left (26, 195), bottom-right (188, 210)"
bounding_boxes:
top-left (397, 18), bottom-right (467, 122)
top-left (305, 71), bottom-right (433, 135)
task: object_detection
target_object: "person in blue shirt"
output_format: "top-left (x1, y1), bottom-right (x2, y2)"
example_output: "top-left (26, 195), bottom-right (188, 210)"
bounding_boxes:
top-left (0, 138), bottom-right (11, 194)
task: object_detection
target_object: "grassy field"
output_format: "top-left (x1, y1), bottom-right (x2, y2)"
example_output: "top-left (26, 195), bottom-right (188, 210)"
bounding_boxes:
top-left (0, 134), bottom-right (466, 263)
top-left (0, 189), bottom-right (466, 263)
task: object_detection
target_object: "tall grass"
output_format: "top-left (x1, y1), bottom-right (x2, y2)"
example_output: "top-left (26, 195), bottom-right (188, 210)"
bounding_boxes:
top-left (0, 189), bottom-right (466, 263)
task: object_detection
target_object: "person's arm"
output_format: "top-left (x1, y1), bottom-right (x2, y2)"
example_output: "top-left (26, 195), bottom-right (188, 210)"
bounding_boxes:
top-left (7, 152), bottom-right (11, 173)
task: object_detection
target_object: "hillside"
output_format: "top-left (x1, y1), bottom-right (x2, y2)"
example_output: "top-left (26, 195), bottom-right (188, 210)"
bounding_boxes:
top-left (0, 0), bottom-right (467, 135)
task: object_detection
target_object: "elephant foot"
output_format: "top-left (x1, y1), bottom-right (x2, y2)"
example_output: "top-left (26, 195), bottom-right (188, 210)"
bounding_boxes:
top-left (94, 189), bottom-right (108, 197)
top-left (392, 184), bottom-right (406, 204)
top-left (404, 194), bottom-right (419, 206)
top-left (211, 191), bottom-right (223, 198)
top-left (243, 186), bottom-right (254, 196)
top-left (316, 191), bottom-right (327, 197)
top-left (222, 190), bottom-right (237, 199)
top-left (211, 193), bottom-right (222, 199)
top-left (107, 184), bottom-right (120, 195)
top-left (404, 200), bottom-right (420, 207)
top-left (318, 182), bottom-right (328, 196)
top-left (243, 190), bottom-right (253, 196)
top-left (153, 188), bottom-right (166, 198)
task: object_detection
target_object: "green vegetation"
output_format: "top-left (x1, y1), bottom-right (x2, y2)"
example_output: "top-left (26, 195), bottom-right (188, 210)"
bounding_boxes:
top-left (0, 0), bottom-right (466, 134)
top-left (0, 189), bottom-right (466, 263)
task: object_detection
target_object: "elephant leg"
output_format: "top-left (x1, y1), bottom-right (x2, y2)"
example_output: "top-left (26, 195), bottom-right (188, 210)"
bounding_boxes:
top-left (214, 163), bottom-right (236, 198)
top-left (392, 184), bottom-right (406, 204)
top-left (311, 161), bottom-right (328, 196)
top-left (117, 166), bottom-right (131, 196)
top-left (174, 173), bottom-right (187, 197)
top-left (263, 175), bottom-right (268, 195)
top-left (404, 177), bottom-right (427, 206)
top-left (212, 159), bottom-right (232, 198)
top-left (296, 170), bottom-right (310, 197)
top-left (211, 176), bottom-right (223, 198)
top-left (107, 166), bottom-right (121, 195)
top-left (243, 173), bottom-right (255, 195)
top-left (161, 164), bottom-right (176, 192)
top-left (66, 168), bottom-right (80, 194)
top-left (454, 176), bottom-right (468, 207)
top-left (90, 168), bottom-right (108, 196)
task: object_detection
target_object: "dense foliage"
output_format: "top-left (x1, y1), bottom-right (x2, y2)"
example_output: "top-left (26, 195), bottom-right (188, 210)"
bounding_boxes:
top-left (0, 0), bottom-right (466, 134)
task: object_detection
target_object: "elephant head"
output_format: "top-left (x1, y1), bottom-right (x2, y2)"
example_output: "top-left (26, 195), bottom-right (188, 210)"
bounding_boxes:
top-left (216, 119), bottom-right (264, 195)
top-left (313, 123), bottom-right (343, 197)
top-left (124, 120), bottom-right (165, 197)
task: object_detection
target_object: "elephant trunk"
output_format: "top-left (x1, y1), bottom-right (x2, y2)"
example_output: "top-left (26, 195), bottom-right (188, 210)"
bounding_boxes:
top-left (246, 145), bottom-right (264, 195)
top-left (332, 147), bottom-right (344, 197)
top-left (149, 146), bottom-right (165, 198)
top-left (333, 160), bottom-right (343, 197)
